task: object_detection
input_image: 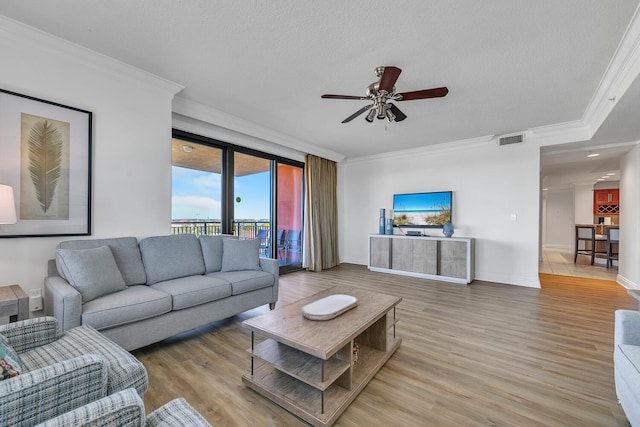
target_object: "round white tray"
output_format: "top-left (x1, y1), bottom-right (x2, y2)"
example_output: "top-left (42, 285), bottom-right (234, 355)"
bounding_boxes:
top-left (301, 294), bottom-right (358, 321)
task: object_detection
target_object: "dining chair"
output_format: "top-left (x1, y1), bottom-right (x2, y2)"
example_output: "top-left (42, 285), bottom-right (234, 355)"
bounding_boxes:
top-left (256, 229), bottom-right (269, 256)
top-left (276, 229), bottom-right (287, 261)
top-left (607, 226), bottom-right (620, 268)
top-left (575, 225), bottom-right (598, 265)
top-left (285, 229), bottom-right (302, 263)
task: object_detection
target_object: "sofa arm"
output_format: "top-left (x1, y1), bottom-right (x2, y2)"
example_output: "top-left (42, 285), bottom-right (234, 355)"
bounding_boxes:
top-left (45, 275), bottom-right (83, 332)
top-left (260, 257), bottom-right (279, 302)
top-left (34, 388), bottom-right (144, 427)
top-left (147, 397), bottom-right (212, 427)
top-left (0, 354), bottom-right (108, 427)
top-left (0, 316), bottom-right (59, 353)
top-left (615, 310), bottom-right (640, 346)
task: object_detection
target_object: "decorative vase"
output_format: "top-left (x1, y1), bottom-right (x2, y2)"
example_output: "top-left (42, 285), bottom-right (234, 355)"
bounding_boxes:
top-left (385, 218), bottom-right (394, 235)
top-left (379, 208), bottom-right (385, 234)
top-left (442, 222), bottom-right (454, 237)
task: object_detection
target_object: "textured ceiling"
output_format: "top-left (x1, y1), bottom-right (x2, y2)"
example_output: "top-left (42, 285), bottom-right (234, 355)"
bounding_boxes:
top-left (1, 0), bottom-right (639, 166)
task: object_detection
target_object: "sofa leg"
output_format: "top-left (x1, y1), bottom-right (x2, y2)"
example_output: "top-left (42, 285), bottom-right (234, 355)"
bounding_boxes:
top-left (269, 302), bottom-right (276, 310)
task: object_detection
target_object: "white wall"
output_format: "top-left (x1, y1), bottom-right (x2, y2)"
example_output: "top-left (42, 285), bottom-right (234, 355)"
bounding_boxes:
top-left (339, 139), bottom-right (541, 288)
top-left (0, 17), bottom-right (181, 294)
top-left (574, 184), bottom-right (594, 225)
top-left (619, 145), bottom-right (640, 289)
top-left (544, 190), bottom-right (574, 249)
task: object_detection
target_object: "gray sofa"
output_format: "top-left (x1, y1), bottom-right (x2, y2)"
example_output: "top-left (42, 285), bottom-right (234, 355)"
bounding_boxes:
top-left (44, 234), bottom-right (278, 351)
top-left (614, 309), bottom-right (640, 426)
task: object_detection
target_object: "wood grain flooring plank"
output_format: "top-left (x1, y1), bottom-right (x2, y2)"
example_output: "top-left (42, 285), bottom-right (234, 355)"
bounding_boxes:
top-left (133, 264), bottom-right (636, 426)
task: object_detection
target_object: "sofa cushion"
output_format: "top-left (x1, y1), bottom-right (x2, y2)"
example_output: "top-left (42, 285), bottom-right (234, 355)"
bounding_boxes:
top-left (56, 246), bottom-right (127, 303)
top-left (81, 285), bottom-right (172, 330)
top-left (199, 234), bottom-right (237, 273)
top-left (151, 276), bottom-right (232, 310)
top-left (209, 270), bottom-right (274, 295)
top-left (615, 345), bottom-right (640, 426)
top-left (616, 344), bottom-right (640, 381)
top-left (139, 234), bottom-right (205, 285)
top-left (57, 237), bottom-right (146, 286)
top-left (0, 333), bottom-right (23, 380)
top-left (19, 325), bottom-right (148, 396)
top-left (221, 238), bottom-right (262, 272)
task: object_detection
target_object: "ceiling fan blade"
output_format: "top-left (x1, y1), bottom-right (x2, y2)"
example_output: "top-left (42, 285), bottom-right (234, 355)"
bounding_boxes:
top-left (397, 87), bottom-right (449, 101)
top-left (322, 94), bottom-right (370, 100)
top-left (341, 104), bottom-right (374, 123)
top-left (378, 66), bottom-right (402, 93)
top-left (388, 104), bottom-right (407, 122)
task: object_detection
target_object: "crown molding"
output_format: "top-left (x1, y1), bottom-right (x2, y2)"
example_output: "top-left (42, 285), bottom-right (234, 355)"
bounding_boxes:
top-left (172, 113), bottom-right (308, 163)
top-left (0, 15), bottom-right (184, 95)
top-left (527, 120), bottom-right (592, 146)
top-left (343, 134), bottom-right (496, 165)
top-left (528, 4), bottom-right (640, 147)
top-left (582, 3), bottom-right (640, 133)
top-left (172, 96), bottom-right (345, 163)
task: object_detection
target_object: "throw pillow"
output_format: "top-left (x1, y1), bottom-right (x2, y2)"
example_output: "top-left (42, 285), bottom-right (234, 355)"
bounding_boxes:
top-left (0, 333), bottom-right (23, 380)
top-left (56, 245), bottom-right (127, 303)
top-left (200, 234), bottom-right (238, 273)
top-left (221, 238), bottom-right (262, 272)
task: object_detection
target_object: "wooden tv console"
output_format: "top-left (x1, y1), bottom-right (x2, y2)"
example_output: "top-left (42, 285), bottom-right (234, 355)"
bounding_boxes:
top-left (369, 234), bottom-right (475, 284)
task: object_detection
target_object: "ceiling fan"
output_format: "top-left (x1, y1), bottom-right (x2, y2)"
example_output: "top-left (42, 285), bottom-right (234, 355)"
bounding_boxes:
top-left (321, 66), bottom-right (448, 123)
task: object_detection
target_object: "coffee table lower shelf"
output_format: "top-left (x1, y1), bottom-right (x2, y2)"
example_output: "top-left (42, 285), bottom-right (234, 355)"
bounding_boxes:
top-left (242, 335), bottom-right (401, 427)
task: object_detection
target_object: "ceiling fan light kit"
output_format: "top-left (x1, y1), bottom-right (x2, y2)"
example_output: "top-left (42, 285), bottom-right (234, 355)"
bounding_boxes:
top-left (322, 66), bottom-right (448, 124)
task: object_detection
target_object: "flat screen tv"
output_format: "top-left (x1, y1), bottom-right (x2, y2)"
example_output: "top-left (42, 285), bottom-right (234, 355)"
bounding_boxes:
top-left (393, 191), bottom-right (452, 228)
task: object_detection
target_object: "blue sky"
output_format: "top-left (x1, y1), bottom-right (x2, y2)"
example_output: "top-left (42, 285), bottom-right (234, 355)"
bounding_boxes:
top-left (393, 191), bottom-right (451, 212)
top-left (171, 166), bottom-right (270, 220)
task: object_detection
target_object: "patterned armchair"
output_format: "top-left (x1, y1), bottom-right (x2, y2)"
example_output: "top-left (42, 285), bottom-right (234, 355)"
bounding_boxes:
top-left (35, 388), bottom-right (211, 427)
top-left (0, 317), bottom-right (148, 427)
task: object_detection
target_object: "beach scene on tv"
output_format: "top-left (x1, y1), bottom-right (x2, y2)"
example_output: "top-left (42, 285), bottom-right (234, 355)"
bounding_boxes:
top-left (393, 192), bottom-right (452, 227)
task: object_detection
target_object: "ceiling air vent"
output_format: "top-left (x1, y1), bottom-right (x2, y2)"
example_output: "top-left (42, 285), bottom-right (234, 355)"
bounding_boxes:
top-left (498, 133), bottom-right (525, 146)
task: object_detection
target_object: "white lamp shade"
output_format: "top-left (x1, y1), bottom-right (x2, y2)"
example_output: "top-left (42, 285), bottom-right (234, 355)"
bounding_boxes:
top-left (0, 184), bottom-right (18, 224)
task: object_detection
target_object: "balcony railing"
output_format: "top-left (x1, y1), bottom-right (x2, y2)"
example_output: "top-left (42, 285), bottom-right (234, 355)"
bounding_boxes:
top-left (171, 220), bottom-right (301, 265)
top-left (171, 220), bottom-right (269, 239)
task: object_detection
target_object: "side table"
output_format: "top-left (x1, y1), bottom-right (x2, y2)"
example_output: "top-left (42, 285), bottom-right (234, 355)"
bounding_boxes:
top-left (0, 284), bottom-right (29, 322)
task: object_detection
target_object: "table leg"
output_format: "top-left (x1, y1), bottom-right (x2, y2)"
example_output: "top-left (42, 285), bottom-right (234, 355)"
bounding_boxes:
top-left (251, 331), bottom-right (254, 376)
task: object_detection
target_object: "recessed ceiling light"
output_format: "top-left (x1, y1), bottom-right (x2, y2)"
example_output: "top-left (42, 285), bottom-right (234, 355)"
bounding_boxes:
top-left (587, 152), bottom-right (600, 158)
top-left (182, 145), bottom-right (194, 153)
top-left (607, 172), bottom-right (616, 176)
top-left (597, 178), bottom-right (605, 181)
top-left (543, 188), bottom-right (549, 191)
top-left (601, 176), bottom-right (610, 179)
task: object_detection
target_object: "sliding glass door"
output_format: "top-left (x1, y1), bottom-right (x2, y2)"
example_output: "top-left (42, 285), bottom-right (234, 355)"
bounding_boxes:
top-left (233, 152), bottom-right (272, 256)
top-left (171, 130), bottom-right (304, 271)
top-left (277, 163), bottom-right (304, 268)
top-left (171, 138), bottom-right (223, 235)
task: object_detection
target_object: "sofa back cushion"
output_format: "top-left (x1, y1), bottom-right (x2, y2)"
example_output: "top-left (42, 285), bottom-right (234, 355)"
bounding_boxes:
top-left (199, 234), bottom-right (237, 273)
top-left (56, 246), bottom-right (127, 303)
top-left (139, 234), bottom-right (205, 284)
top-left (221, 238), bottom-right (262, 272)
top-left (57, 237), bottom-right (146, 286)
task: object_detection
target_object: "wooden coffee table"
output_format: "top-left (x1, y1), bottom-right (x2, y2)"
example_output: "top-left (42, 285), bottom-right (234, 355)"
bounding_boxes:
top-left (242, 287), bottom-right (402, 427)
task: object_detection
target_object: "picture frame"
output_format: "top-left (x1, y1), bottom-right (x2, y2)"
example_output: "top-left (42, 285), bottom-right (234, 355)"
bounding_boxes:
top-left (0, 88), bottom-right (92, 237)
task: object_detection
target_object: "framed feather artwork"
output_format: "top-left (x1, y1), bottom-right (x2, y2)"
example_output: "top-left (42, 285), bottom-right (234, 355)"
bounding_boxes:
top-left (0, 88), bottom-right (91, 237)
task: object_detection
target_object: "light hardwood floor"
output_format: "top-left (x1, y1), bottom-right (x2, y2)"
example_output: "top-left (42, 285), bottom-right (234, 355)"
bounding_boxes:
top-left (133, 264), bottom-right (637, 426)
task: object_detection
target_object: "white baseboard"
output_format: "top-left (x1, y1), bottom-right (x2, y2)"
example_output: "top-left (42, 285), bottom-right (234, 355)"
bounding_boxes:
top-left (617, 274), bottom-right (639, 290)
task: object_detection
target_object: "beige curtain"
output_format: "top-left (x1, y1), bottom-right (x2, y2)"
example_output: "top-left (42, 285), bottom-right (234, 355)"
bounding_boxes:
top-left (304, 154), bottom-right (339, 271)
